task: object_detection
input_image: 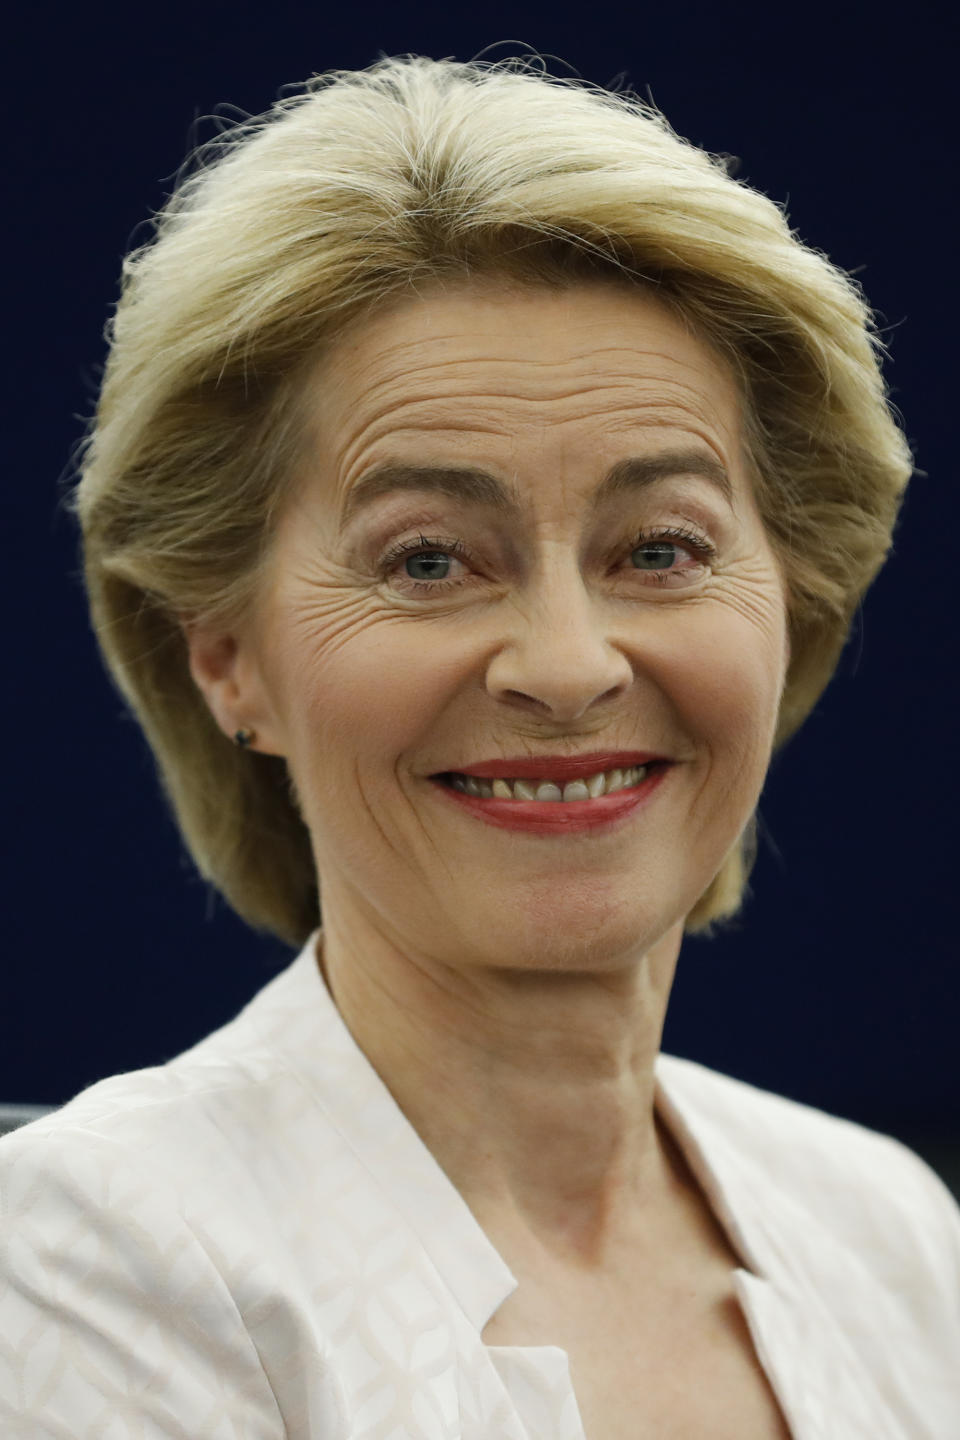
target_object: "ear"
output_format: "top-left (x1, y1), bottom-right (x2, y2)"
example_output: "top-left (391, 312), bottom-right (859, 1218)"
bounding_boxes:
top-left (182, 619), bottom-right (288, 757)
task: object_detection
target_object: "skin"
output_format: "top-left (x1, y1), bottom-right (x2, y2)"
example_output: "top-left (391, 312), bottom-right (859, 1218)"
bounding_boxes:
top-left (187, 276), bottom-right (790, 1281)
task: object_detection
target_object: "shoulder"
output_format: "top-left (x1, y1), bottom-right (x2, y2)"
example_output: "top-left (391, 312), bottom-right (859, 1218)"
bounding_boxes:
top-left (0, 1103), bottom-right (295, 1434)
top-left (0, 1029), bottom-right (300, 1293)
top-left (658, 1048), bottom-right (926, 1180)
top-left (0, 976), bottom-right (352, 1433)
top-left (1, 945), bottom-right (325, 1175)
top-left (658, 1048), bottom-right (950, 1200)
top-left (0, 945), bottom-right (332, 1276)
top-left (657, 1051), bottom-right (960, 1317)
top-left (0, 1015), bottom-right (335, 1238)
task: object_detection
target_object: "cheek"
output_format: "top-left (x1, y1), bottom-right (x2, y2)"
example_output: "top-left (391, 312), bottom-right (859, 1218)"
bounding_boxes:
top-left (269, 607), bottom-right (475, 777)
top-left (656, 596), bottom-right (787, 764)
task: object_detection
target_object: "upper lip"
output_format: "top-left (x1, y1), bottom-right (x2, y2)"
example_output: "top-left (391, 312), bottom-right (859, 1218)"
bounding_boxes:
top-left (435, 751), bottom-right (671, 782)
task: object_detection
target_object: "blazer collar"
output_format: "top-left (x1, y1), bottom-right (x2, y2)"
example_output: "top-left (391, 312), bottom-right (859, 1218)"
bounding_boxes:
top-left (244, 933), bottom-right (917, 1436)
top-left (250, 933), bottom-right (774, 1325)
top-left (247, 927), bottom-right (915, 1434)
top-left (249, 933), bottom-right (516, 1331)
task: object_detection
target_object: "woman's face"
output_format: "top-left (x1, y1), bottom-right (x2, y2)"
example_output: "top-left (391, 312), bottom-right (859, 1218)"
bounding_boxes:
top-left (221, 279), bottom-right (789, 971)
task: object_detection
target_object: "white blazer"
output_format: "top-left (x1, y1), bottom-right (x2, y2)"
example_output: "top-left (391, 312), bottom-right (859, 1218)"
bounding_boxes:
top-left (1, 934), bottom-right (957, 1439)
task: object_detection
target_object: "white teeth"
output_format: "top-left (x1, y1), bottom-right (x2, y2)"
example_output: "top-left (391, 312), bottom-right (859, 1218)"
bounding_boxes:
top-left (562, 780), bottom-right (590, 802)
top-left (449, 764), bottom-right (653, 803)
top-left (534, 782), bottom-right (563, 802)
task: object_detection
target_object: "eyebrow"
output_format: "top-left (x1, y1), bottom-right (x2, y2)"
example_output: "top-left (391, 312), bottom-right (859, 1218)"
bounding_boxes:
top-left (339, 448), bottom-right (733, 530)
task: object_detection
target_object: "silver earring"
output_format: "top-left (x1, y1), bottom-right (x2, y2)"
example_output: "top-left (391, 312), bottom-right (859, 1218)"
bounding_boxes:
top-left (233, 728), bottom-right (256, 748)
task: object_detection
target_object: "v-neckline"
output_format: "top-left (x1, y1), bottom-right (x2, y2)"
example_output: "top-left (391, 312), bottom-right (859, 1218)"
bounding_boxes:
top-left (267, 936), bottom-right (772, 1322)
top-left (250, 935), bottom-right (919, 1438)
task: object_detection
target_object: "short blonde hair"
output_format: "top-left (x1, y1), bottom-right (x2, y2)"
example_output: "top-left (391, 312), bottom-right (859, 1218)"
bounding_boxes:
top-left (74, 54), bottom-right (914, 946)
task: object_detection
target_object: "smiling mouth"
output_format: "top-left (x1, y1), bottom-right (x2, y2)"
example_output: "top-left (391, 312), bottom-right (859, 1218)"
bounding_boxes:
top-left (435, 762), bottom-right (660, 803)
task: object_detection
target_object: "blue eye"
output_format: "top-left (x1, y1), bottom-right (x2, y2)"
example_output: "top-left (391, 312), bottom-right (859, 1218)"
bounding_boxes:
top-left (631, 541), bottom-right (683, 571)
top-left (626, 525), bottom-right (717, 581)
top-left (380, 525), bottom-right (715, 595)
top-left (404, 551), bottom-right (455, 581)
top-left (379, 534), bottom-right (471, 591)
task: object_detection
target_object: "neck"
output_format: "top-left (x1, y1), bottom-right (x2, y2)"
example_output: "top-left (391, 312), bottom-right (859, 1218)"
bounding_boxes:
top-left (317, 903), bottom-right (684, 1265)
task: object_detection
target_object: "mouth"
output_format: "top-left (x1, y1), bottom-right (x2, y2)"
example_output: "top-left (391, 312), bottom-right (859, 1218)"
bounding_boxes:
top-left (428, 760), bottom-right (673, 835)
top-left (433, 761), bottom-right (664, 803)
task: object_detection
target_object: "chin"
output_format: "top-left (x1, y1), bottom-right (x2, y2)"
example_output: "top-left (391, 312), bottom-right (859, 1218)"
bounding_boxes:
top-left (453, 881), bottom-right (687, 974)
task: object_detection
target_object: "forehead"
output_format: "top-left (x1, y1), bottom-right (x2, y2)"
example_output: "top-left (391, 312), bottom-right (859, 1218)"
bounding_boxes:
top-left (303, 278), bottom-right (745, 491)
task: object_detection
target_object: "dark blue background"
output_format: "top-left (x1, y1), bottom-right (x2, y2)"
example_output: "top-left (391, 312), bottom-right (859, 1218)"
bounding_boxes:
top-left (6, 5), bottom-right (956, 1153)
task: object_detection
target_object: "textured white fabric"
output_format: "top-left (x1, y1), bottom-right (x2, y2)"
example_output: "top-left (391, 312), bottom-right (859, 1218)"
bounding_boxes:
top-left (1, 933), bottom-right (958, 1438)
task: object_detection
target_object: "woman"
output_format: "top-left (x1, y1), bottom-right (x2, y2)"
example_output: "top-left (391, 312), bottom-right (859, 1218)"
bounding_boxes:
top-left (1, 54), bottom-right (956, 1439)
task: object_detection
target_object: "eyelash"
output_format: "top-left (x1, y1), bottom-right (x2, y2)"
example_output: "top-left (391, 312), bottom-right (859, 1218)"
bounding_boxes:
top-left (379, 526), bottom-right (718, 594)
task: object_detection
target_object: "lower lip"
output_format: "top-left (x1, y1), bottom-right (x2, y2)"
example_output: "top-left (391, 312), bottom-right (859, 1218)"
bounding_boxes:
top-left (429, 767), bottom-right (671, 835)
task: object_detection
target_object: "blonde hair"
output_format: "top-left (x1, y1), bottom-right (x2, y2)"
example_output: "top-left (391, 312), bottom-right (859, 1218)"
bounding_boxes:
top-left (74, 54), bottom-right (914, 945)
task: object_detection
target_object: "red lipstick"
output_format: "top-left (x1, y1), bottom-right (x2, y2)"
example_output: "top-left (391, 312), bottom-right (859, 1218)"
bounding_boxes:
top-left (429, 761), bottom-right (672, 836)
top-left (442, 751), bottom-right (668, 783)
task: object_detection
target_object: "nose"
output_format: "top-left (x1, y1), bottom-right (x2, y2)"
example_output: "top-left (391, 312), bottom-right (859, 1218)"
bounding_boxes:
top-left (484, 561), bottom-right (634, 722)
